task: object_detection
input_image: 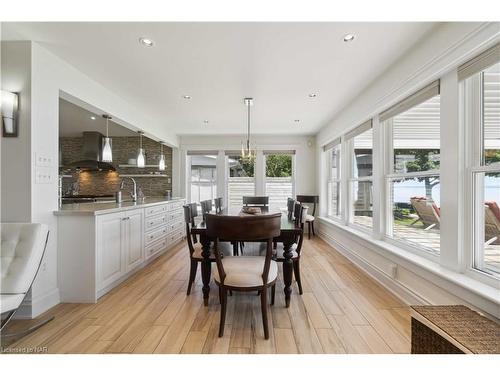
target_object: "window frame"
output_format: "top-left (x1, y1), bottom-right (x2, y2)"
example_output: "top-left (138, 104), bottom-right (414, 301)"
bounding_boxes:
top-left (382, 94), bottom-right (442, 259)
top-left (346, 125), bottom-right (374, 233)
top-left (462, 68), bottom-right (500, 284)
top-left (186, 152), bottom-right (218, 204)
top-left (326, 142), bottom-right (342, 221)
top-left (225, 152), bottom-right (256, 210)
top-left (263, 151), bottom-right (296, 210)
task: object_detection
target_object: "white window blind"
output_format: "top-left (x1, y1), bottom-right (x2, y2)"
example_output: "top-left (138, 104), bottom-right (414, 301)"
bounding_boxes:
top-left (322, 137), bottom-right (341, 151)
top-left (458, 43), bottom-right (500, 81)
top-left (379, 80), bottom-right (440, 122)
top-left (345, 120), bottom-right (373, 140)
top-left (187, 150), bottom-right (218, 155)
top-left (263, 150), bottom-right (296, 155)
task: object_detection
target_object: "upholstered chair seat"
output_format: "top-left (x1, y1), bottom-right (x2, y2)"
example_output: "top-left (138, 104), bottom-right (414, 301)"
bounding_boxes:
top-left (1, 223), bottom-right (49, 315)
top-left (213, 257), bottom-right (278, 288)
top-left (1, 223), bottom-right (53, 337)
top-left (305, 214), bottom-right (315, 222)
top-left (1, 294), bottom-right (25, 315)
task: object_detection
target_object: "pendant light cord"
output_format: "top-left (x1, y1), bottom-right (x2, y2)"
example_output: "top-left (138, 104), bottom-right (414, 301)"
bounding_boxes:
top-left (247, 100), bottom-right (251, 154)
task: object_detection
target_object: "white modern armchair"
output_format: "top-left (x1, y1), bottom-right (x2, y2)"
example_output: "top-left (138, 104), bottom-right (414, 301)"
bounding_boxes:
top-left (1, 223), bottom-right (53, 338)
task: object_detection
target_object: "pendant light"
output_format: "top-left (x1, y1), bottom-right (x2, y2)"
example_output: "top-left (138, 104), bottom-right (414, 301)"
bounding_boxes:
top-left (158, 141), bottom-right (166, 171)
top-left (137, 131), bottom-right (145, 168)
top-left (102, 114), bottom-right (113, 162)
top-left (241, 97), bottom-right (255, 161)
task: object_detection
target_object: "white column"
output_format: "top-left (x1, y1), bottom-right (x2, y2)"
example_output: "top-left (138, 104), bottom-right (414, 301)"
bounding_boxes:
top-left (372, 115), bottom-right (384, 240)
top-left (317, 145), bottom-right (328, 217)
top-left (216, 150), bottom-right (226, 204)
top-left (440, 69), bottom-right (463, 271)
top-left (255, 150), bottom-right (265, 195)
top-left (340, 135), bottom-right (350, 225)
top-left (172, 147), bottom-right (182, 198)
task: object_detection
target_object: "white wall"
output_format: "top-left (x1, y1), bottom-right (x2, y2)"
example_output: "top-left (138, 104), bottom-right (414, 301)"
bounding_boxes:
top-left (315, 22), bottom-right (500, 318)
top-left (1, 41), bottom-right (31, 223)
top-left (179, 134), bottom-right (317, 201)
top-left (0, 41), bottom-right (181, 317)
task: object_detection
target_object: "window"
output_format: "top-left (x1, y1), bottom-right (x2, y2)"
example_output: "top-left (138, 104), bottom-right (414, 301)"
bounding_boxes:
top-left (382, 81), bottom-right (441, 254)
top-left (226, 154), bottom-right (255, 210)
top-left (461, 47), bottom-right (500, 277)
top-left (325, 140), bottom-right (341, 218)
top-left (188, 152), bottom-right (217, 203)
top-left (347, 121), bottom-right (373, 230)
top-left (264, 152), bottom-right (294, 211)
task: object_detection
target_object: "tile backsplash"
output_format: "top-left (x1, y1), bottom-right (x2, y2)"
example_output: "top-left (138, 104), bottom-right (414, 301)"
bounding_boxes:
top-left (60, 136), bottom-right (173, 197)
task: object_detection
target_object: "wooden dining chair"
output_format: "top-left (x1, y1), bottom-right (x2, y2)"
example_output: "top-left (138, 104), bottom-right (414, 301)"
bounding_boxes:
top-left (272, 203), bottom-right (307, 300)
top-left (287, 197), bottom-right (295, 219)
top-left (206, 212), bottom-right (281, 339)
top-left (296, 195), bottom-right (319, 239)
top-left (243, 196), bottom-right (269, 207)
top-left (214, 197), bottom-right (223, 213)
top-left (200, 199), bottom-right (213, 222)
top-left (183, 203), bottom-right (232, 295)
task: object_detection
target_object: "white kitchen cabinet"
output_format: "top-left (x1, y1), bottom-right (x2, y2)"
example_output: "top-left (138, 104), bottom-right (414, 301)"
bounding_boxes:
top-left (96, 211), bottom-right (124, 289)
top-left (96, 208), bottom-right (144, 290)
top-left (124, 209), bottom-right (144, 272)
top-left (57, 199), bottom-right (185, 303)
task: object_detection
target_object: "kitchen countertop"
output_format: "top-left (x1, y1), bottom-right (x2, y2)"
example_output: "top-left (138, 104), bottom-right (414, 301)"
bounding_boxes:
top-left (54, 197), bottom-right (185, 216)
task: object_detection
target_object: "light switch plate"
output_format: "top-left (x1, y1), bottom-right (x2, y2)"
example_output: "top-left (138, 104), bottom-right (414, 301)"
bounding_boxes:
top-left (36, 167), bottom-right (54, 184)
top-left (36, 153), bottom-right (54, 167)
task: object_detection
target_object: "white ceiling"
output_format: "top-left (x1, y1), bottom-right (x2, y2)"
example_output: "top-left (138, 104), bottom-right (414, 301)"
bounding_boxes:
top-left (59, 98), bottom-right (138, 137)
top-left (2, 22), bottom-right (438, 136)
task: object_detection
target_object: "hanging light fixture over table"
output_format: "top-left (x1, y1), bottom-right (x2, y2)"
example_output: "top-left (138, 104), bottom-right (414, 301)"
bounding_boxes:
top-left (241, 97), bottom-right (255, 161)
top-left (101, 114), bottom-right (113, 162)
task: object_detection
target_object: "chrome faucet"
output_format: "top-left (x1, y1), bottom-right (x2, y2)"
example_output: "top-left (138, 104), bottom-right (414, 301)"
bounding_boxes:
top-left (120, 177), bottom-right (138, 202)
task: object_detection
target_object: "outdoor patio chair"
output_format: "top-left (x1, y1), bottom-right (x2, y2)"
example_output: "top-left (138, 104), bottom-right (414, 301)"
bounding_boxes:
top-left (484, 201), bottom-right (500, 246)
top-left (410, 197), bottom-right (441, 230)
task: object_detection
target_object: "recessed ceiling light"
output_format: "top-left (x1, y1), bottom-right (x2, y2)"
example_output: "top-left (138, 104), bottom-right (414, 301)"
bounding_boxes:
top-left (204, 120), bottom-right (209, 124)
top-left (139, 37), bottom-right (154, 47)
top-left (343, 34), bottom-right (355, 42)
top-left (294, 119), bottom-right (300, 123)
top-left (182, 95), bottom-right (192, 100)
top-left (90, 116), bottom-right (96, 120)
top-left (308, 93), bottom-right (317, 98)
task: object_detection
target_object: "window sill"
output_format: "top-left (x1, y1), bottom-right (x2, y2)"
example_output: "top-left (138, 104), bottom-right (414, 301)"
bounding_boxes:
top-left (318, 216), bottom-right (500, 306)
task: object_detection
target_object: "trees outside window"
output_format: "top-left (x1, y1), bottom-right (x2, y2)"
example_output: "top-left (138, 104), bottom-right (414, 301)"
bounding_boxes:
top-left (265, 153), bottom-right (294, 211)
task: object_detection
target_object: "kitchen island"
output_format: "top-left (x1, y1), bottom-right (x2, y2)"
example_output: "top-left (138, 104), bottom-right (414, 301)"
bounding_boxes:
top-left (55, 197), bottom-right (186, 303)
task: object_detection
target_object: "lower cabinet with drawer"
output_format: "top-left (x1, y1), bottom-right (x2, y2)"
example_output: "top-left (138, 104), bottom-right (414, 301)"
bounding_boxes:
top-left (57, 198), bottom-right (186, 303)
top-left (144, 200), bottom-right (186, 260)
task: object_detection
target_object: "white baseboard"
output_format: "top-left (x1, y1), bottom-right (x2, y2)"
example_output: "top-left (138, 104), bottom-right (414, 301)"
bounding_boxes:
top-left (13, 288), bottom-right (60, 320)
top-left (318, 229), bottom-right (427, 306)
top-left (317, 218), bottom-right (500, 320)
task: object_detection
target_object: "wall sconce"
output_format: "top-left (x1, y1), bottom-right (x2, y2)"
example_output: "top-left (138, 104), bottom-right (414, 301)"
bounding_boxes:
top-left (1, 90), bottom-right (19, 137)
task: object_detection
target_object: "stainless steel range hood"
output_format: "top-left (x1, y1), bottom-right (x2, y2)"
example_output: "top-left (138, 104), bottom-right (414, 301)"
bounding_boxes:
top-left (68, 131), bottom-right (116, 171)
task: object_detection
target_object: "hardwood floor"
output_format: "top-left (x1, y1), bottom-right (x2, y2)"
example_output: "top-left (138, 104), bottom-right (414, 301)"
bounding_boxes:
top-left (2, 237), bottom-right (411, 354)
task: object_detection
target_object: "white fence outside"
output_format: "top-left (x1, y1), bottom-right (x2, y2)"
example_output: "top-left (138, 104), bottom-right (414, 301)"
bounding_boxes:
top-left (228, 177), bottom-right (255, 210)
top-left (265, 177), bottom-right (293, 211)
top-left (227, 177), bottom-right (293, 211)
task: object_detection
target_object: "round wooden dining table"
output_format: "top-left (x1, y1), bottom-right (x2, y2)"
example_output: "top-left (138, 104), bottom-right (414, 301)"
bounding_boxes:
top-left (190, 206), bottom-right (303, 308)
